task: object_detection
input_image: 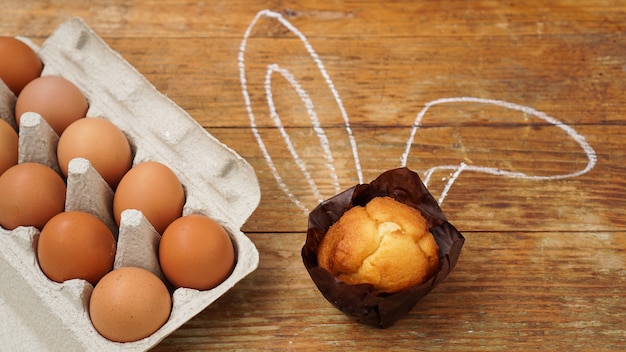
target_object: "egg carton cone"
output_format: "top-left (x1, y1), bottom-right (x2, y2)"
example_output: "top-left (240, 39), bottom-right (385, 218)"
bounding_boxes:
top-left (0, 18), bottom-right (261, 351)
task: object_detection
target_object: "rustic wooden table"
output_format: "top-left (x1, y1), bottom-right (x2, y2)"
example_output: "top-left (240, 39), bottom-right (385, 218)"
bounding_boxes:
top-left (3, 1), bottom-right (625, 351)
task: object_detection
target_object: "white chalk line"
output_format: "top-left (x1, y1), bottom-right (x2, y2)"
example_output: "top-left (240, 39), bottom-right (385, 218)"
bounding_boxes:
top-left (264, 64), bottom-right (341, 202)
top-left (438, 162), bottom-right (468, 206)
top-left (239, 9), bottom-right (362, 213)
top-left (240, 10), bottom-right (598, 210)
top-left (404, 97), bottom-right (597, 204)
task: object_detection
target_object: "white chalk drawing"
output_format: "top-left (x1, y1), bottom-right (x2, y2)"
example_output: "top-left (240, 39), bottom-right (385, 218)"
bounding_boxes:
top-left (239, 9), bottom-right (597, 212)
top-left (403, 97), bottom-right (598, 205)
top-left (239, 9), bottom-right (361, 213)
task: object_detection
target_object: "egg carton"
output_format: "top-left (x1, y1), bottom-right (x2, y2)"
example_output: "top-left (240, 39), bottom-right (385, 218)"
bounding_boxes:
top-left (0, 18), bottom-right (261, 351)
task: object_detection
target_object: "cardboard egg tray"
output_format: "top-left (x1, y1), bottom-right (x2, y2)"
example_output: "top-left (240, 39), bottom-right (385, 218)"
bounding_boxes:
top-left (0, 18), bottom-right (261, 351)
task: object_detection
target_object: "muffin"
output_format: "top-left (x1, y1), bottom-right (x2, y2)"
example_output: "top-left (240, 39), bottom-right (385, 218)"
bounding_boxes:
top-left (317, 196), bottom-right (439, 294)
top-left (302, 167), bottom-right (465, 328)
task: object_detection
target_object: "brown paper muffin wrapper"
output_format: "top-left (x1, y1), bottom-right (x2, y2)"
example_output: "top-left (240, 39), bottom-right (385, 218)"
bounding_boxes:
top-left (302, 167), bottom-right (465, 328)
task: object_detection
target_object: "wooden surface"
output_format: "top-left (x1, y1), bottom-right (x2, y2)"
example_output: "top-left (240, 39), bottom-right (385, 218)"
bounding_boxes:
top-left (3, 1), bottom-right (626, 350)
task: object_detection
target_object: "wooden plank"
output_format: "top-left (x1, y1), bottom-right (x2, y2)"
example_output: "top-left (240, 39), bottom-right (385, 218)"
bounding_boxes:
top-left (3, 1), bottom-right (626, 38)
top-left (87, 33), bottom-right (626, 128)
top-left (152, 232), bottom-right (626, 351)
top-left (206, 125), bottom-right (624, 233)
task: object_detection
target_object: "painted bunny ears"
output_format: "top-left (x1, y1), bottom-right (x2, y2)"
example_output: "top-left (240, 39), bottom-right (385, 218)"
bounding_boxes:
top-left (239, 10), bottom-right (596, 213)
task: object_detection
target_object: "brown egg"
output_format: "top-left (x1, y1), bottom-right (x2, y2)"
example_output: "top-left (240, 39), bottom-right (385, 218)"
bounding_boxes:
top-left (113, 161), bottom-right (185, 234)
top-left (37, 211), bottom-right (116, 286)
top-left (0, 119), bottom-right (18, 176)
top-left (159, 215), bottom-right (235, 290)
top-left (0, 162), bottom-right (66, 230)
top-left (0, 36), bottom-right (43, 96)
top-left (15, 75), bottom-right (88, 136)
top-left (58, 117), bottom-right (132, 189)
top-left (89, 266), bottom-right (171, 342)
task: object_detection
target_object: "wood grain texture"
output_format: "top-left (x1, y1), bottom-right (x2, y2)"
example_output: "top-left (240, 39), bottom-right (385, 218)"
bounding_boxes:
top-left (151, 232), bottom-right (626, 351)
top-left (211, 125), bottom-right (623, 233)
top-left (2, 1), bottom-right (625, 350)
